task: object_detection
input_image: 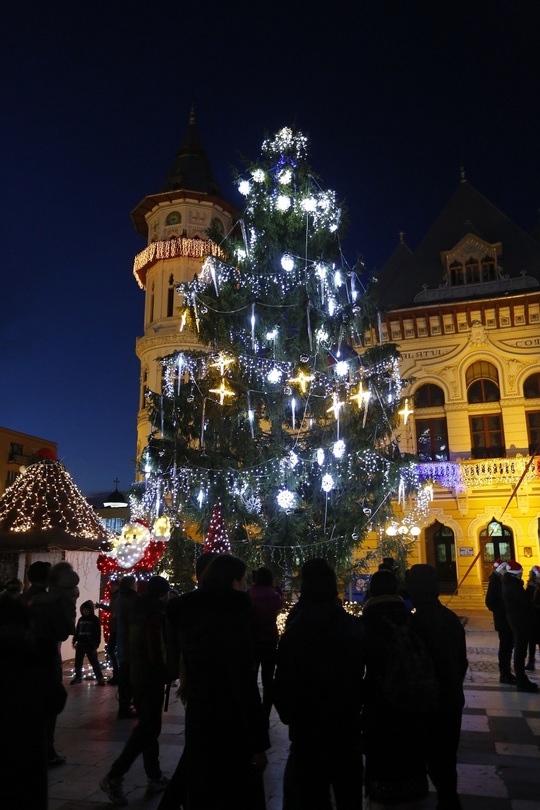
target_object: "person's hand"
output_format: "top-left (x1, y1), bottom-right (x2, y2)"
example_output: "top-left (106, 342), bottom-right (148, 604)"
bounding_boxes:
top-left (252, 751), bottom-right (268, 772)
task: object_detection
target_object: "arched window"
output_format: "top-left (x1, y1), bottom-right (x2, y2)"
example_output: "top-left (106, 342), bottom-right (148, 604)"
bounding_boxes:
top-left (414, 383), bottom-right (445, 408)
top-left (524, 372), bottom-right (540, 399)
top-left (466, 361), bottom-right (500, 403)
top-left (480, 518), bottom-right (514, 581)
top-left (167, 274), bottom-right (175, 318)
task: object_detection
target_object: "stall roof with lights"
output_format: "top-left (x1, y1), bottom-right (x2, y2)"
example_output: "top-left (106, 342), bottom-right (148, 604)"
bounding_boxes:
top-left (0, 454), bottom-right (111, 552)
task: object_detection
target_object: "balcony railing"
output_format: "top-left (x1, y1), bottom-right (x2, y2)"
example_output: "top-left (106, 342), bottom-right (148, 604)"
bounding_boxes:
top-left (417, 456), bottom-right (539, 490)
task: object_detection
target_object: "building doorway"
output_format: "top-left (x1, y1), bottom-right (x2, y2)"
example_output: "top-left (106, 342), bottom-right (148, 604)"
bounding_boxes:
top-left (480, 518), bottom-right (514, 582)
top-left (425, 521), bottom-right (457, 594)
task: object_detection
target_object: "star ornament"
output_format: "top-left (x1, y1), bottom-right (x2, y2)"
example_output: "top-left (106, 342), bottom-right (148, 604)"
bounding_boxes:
top-left (398, 398), bottom-right (414, 424)
top-left (210, 380), bottom-right (236, 405)
top-left (327, 392), bottom-right (345, 419)
top-left (350, 382), bottom-right (371, 409)
top-left (210, 353), bottom-right (235, 376)
top-left (288, 369), bottom-right (314, 394)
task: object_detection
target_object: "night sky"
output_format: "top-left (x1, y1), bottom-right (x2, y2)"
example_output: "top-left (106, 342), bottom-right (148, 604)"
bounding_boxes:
top-left (2, 0), bottom-right (539, 497)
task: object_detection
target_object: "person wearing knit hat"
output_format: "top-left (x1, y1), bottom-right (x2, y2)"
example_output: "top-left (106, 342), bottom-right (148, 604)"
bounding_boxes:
top-left (485, 557), bottom-right (516, 684)
top-left (406, 564), bottom-right (468, 810)
top-left (502, 561), bottom-right (538, 692)
top-left (525, 566), bottom-right (540, 672)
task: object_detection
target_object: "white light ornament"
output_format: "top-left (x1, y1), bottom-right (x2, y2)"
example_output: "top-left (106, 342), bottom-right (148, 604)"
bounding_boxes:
top-left (398, 398), bottom-right (414, 425)
top-left (210, 353), bottom-right (235, 376)
top-left (278, 169), bottom-right (293, 185)
top-left (281, 253), bottom-right (295, 272)
top-left (333, 439), bottom-right (346, 459)
top-left (277, 489), bottom-right (296, 510)
top-left (267, 367), bottom-right (282, 384)
top-left (276, 195), bottom-right (291, 211)
top-left (321, 474), bottom-right (334, 493)
top-left (288, 451), bottom-right (299, 468)
top-left (335, 360), bottom-right (348, 378)
top-left (238, 179), bottom-right (251, 196)
top-left (317, 448), bottom-right (325, 466)
top-left (252, 169), bottom-right (265, 183)
top-left (301, 197), bottom-right (317, 213)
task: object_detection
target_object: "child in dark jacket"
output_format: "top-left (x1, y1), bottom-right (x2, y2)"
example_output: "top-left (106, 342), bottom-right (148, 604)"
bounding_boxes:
top-left (71, 601), bottom-right (105, 685)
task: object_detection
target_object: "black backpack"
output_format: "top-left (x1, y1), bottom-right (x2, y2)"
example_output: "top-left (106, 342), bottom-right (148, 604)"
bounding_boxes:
top-left (377, 617), bottom-right (439, 714)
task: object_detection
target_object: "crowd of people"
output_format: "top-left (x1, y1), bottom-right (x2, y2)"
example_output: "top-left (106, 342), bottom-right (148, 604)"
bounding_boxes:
top-left (6, 552), bottom-right (539, 808)
top-left (485, 558), bottom-right (540, 691)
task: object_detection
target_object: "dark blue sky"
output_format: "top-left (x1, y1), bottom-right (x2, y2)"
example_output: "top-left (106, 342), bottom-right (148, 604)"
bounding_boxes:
top-left (1, 0), bottom-right (539, 497)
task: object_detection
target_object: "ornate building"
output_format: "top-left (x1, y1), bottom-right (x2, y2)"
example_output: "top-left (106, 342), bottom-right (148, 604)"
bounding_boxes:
top-left (372, 176), bottom-right (540, 608)
top-left (131, 109), bottom-right (238, 468)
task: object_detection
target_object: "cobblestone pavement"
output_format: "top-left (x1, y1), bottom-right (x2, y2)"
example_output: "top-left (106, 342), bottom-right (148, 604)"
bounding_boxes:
top-left (48, 609), bottom-right (540, 809)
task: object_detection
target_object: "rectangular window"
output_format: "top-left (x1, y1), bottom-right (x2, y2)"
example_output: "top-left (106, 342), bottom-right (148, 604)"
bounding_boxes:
top-left (8, 443), bottom-right (23, 462)
top-left (526, 411), bottom-right (540, 455)
top-left (415, 418), bottom-right (449, 462)
top-left (470, 414), bottom-right (505, 459)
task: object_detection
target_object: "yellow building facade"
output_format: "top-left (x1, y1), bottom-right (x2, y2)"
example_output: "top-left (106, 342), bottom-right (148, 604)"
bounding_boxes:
top-left (370, 179), bottom-right (540, 610)
top-left (0, 426), bottom-right (57, 497)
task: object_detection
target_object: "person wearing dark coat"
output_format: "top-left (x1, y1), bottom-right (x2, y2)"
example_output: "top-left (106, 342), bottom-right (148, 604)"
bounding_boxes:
top-left (100, 575), bottom-right (171, 806)
top-left (406, 564), bottom-right (468, 810)
top-left (20, 560), bottom-right (51, 606)
top-left (501, 561), bottom-right (538, 692)
top-left (525, 565), bottom-right (540, 671)
top-left (274, 558), bottom-right (365, 810)
top-left (249, 566), bottom-right (285, 718)
top-left (29, 561), bottom-right (79, 767)
top-left (361, 568), bottom-right (430, 806)
top-left (167, 554), bottom-right (269, 810)
top-left (70, 600), bottom-right (105, 685)
top-left (115, 575), bottom-right (139, 718)
top-left (485, 559), bottom-right (515, 683)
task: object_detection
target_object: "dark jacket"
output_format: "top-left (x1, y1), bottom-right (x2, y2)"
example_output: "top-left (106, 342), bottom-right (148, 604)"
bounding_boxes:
top-left (248, 584), bottom-right (284, 646)
top-left (485, 571), bottom-right (511, 632)
top-left (115, 585), bottom-right (138, 663)
top-left (274, 599), bottom-right (364, 745)
top-left (128, 592), bottom-right (167, 687)
top-left (73, 601), bottom-right (101, 648)
top-left (167, 587), bottom-right (269, 767)
top-left (502, 573), bottom-right (533, 636)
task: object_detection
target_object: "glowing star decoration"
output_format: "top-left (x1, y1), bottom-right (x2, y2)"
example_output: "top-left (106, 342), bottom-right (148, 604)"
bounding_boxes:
top-left (321, 474), bottom-right (334, 493)
top-left (288, 369), bottom-right (315, 394)
top-left (278, 169), bottom-right (293, 185)
top-left (252, 168), bottom-right (265, 182)
top-left (281, 253), bottom-right (295, 272)
top-left (301, 197), bottom-right (317, 213)
top-left (152, 515), bottom-right (171, 542)
top-left (209, 380), bottom-right (236, 405)
top-left (333, 439), bottom-right (346, 459)
top-left (335, 361), bottom-right (349, 377)
top-left (210, 353), bottom-right (235, 376)
top-left (327, 392), bottom-right (345, 420)
top-left (277, 489), bottom-right (296, 510)
top-left (350, 383), bottom-right (371, 409)
top-left (114, 521), bottom-right (151, 569)
top-left (398, 398), bottom-right (414, 425)
top-left (238, 179), bottom-right (251, 196)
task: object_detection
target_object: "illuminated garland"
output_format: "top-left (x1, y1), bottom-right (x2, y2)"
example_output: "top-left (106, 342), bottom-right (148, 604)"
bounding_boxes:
top-left (133, 237), bottom-right (225, 288)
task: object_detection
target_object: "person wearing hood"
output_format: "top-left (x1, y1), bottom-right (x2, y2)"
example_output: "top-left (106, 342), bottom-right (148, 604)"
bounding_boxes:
top-left (70, 600), bottom-right (105, 685)
top-left (406, 564), bottom-right (468, 810)
top-left (248, 566), bottom-right (284, 718)
top-left (501, 561), bottom-right (538, 692)
top-left (166, 554), bottom-right (269, 810)
top-left (485, 559), bottom-right (515, 684)
top-left (274, 558), bottom-right (365, 810)
top-left (100, 575), bottom-right (171, 806)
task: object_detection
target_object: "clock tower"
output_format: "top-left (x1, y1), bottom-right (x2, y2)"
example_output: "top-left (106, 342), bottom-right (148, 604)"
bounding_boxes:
top-left (131, 108), bottom-right (238, 474)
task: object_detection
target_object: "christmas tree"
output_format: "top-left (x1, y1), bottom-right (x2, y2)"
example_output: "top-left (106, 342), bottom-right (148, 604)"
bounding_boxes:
top-left (204, 501), bottom-right (232, 554)
top-left (140, 128), bottom-right (423, 577)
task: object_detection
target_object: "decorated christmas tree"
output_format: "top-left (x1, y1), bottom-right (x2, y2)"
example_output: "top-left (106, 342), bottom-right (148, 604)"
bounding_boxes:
top-left (203, 501), bottom-right (232, 554)
top-left (140, 128), bottom-right (425, 577)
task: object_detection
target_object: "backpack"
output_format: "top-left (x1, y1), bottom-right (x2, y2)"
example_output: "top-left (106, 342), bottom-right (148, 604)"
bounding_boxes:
top-left (377, 617), bottom-right (439, 715)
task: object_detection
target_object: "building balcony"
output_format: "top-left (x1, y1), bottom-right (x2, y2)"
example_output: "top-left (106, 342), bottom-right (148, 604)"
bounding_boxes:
top-left (133, 237), bottom-right (225, 288)
top-left (417, 455), bottom-right (539, 491)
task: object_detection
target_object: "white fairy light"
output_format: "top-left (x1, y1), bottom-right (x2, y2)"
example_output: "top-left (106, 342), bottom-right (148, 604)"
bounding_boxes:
top-left (315, 327), bottom-right (329, 344)
top-left (302, 197), bottom-right (317, 212)
top-left (276, 195), bottom-right (291, 211)
top-left (334, 270), bottom-right (343, 287)
top-left (328, 297), bottom-right (336, 316)
top-left (335, 360), bottom-right (348, 377)
top-left (277, 489), bottom-right (296, 510)
top-left (266, 328), bottom-right (278, 340)
top-left (333, 439), bottom-right (346, 459)
top-left (317, 448), bottom-right (325, 466)
top-left (197, 488), bottom-right (204, 508)
top-left (267, 367), bottom-right (282, 384)
top-left (281, 253), bottom-right (295, 272)
top-left (289, 451), bottom-right (299, 468)
top-left (315, 263), bottom-right (327, 280)
top-left (252, 169), bottom-right (265, 182)
top-left (278, 169), bottom-right (292, 185)
top-left (238, 180), bottom-right (251, 196)
top-left (321, 474), bottom-right (334, 493)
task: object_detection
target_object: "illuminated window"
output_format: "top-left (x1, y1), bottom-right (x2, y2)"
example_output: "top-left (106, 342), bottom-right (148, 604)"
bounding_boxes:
top-left (470, 414), bottom-right (505, 459)
top-left (415, 418), bottom-right (449, 462)
top-left (466, 361), bottom-right (500, 403)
